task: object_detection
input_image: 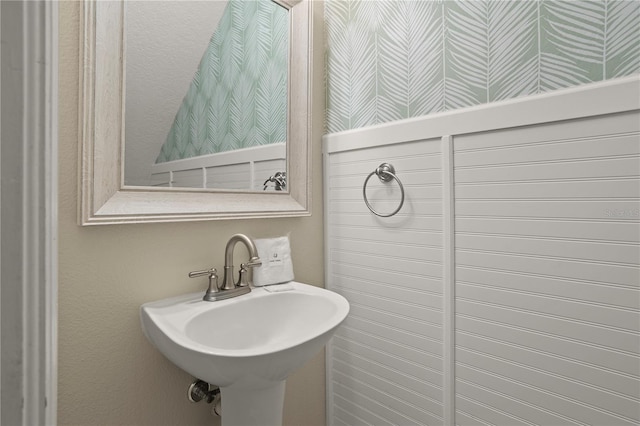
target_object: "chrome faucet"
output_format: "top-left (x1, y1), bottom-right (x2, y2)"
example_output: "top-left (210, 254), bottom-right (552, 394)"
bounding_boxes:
top-left (188, 234), bottom-right (262, 302)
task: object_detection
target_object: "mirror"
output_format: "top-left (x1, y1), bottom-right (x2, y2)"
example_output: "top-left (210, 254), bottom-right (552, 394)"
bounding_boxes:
top-left (79, 0), bottom-right (312, 225)
top-left (124, 0), bottom-right (289, 191)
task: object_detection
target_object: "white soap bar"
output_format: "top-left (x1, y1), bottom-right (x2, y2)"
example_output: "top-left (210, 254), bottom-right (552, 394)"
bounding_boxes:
top-left (253, 236), bottom-right (295, 286)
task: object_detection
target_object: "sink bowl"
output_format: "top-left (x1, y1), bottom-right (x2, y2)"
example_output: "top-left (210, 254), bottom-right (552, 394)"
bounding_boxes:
top-left (140, 281), bottom-right (349, 425)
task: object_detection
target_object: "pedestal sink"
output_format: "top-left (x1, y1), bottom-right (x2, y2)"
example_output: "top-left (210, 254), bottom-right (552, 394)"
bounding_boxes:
top-left (140, 282), bottom-right (349, 426)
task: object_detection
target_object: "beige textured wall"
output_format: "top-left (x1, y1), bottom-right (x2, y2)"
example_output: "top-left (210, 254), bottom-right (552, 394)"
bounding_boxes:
top-left (57, 2), bottom-right (326, 425)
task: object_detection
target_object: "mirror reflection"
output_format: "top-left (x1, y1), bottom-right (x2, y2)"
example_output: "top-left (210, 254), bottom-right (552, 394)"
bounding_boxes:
top-left (124, 0), bottom-right (289, 191)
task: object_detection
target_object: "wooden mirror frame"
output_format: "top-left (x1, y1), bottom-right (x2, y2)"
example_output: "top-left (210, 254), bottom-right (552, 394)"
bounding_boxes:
top-left (78, 0), bottom-right (312, 225)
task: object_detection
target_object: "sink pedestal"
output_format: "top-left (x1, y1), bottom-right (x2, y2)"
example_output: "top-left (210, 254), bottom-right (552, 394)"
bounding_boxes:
top-left (220, 381), bottom-right (286, 426)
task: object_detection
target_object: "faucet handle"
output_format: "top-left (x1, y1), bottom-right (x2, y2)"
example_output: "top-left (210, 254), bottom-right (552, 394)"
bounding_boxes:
top-left (188, 268), bottom-right (220, 297)
top-left (244, 257), bottom-right (262, 268)
top-left (188, 268), bottom-right (217, 279)
top-left (237, 257), bottom-right (261, 287)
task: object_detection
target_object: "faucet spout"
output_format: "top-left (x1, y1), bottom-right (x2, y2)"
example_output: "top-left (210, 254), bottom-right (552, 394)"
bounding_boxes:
top-left (221, 234), bottom-right (261, 290)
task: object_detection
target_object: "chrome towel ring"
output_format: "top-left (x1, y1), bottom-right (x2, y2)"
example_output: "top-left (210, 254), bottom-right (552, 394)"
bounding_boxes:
top-left (363, 163), bottom-right (405, 217)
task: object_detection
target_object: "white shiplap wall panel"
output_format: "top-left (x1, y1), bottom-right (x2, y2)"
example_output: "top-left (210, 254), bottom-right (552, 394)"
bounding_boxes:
top-left (456, 332), bottom-right (640, 400)
top-left (327, 138), bottom-right (446, 425)
top-left (451, 112), bottom-right (637, 151)
top-left (456, 217), bottom-right (640, 243)
top-left (456, 234), bottom-right (639, 265)
top-left (455, 157), bottom-right (639, 182)
top-left (206, 163), bottom-right (250, 190)
top-left (172, 168), bottom-right (204, 188)
top-left (455, 266), bottom-right (639, 309)
top-left (332, 286), bottom-right (442, 325)
top-left (330, 268), bottom-right (443, 303)
top-left (455, 393), bottom-right (537, 426)
top-left (457, 282), bottom-right (638, 331)
top-left (455, 178), bottom-right (640, 200)
top-left (455, 249), bottom-right (638, 287)
top-left (456, 299), bottom-right (638, 353)
top-left (332, 336), bottom-right (444, 388)
top-left (332, 349), bottom-right (443, 403)
top-left (329, 200), bottom-right (442, 217)
top-left (453, 111), bottom-right (640, 426)
top-left (325, 78), bottom-right (640, 426)
top-left (332, 253), bottom-right (441, 285)
top-left (456, 314), bottom-right (639, 378)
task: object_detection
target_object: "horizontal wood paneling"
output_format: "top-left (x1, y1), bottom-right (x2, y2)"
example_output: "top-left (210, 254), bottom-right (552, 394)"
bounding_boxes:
top-left (333, 380), bottom-right (436, 426)
top-left (325, 81), bottom-right (640, 426)
top-left (456, 217), bottom-right (640, 243)
top-left (455, 266), bottom-right (639, 309)
top-left (457, 282), bottom-right (638, 331)
top-left (206, 163), bottom-right (249, 190)
top-left (455, 134), bottom-right (640, 167)
top-left (456, 315), bottom-right (640, 377)
top-left (172, 168), bottom-right (203, 188)
top-left (332, 336), bottom-right (444, 388)
top-left (332, 364), bottom-right (443, 417)
top-left (456, 332), bottom-right (640, 400)
top-left (454, 112), bottom-right (640, 425)
top-left (332, 346), bottom-right (443, 403)
top-left (327, 139), bottom-right (445, 425)
top-left (455, 157), bottom-right (639, 183)
top-left (455, 178), bottom-right (640, 199)
top-left (330, 286), bottom-right (442, 325)
top-left (336, 256), bottom-right (438, 280)
top-left (455, 250), bottom-right (639, 287)
top-left (452, 112), bottom-right (639, 152)
top-left (148, 143), bottom-right (286, 190)
top-left (456, 363), bottom-right (638, 426)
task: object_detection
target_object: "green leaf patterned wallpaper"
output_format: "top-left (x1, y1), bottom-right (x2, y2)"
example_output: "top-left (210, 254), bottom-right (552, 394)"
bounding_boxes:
top-left (156, 0), bottom-right (288, 164)
top-left (325, 0), bottom-right (640, 134)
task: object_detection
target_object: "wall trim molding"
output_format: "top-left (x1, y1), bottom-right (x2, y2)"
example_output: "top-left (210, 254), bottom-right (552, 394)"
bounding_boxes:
top-left (324, 75), bottom-right (640, 155)
top-left (0, 1), bottom-right (58, 423)
top-left (441, 134), bottom-right (455, 424)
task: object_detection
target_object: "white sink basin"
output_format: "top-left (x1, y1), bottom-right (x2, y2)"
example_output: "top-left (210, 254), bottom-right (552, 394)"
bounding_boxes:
top-left (140, 281), bottom-right (349, 426)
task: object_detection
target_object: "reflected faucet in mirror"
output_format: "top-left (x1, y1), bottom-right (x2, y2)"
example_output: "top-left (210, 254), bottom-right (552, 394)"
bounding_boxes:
top-left (264, 172), bottom-right (286, 191)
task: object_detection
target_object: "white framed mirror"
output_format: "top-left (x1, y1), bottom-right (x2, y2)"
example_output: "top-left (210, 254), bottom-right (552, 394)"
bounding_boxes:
top-left (79, 0), bottom-right (312, 225)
